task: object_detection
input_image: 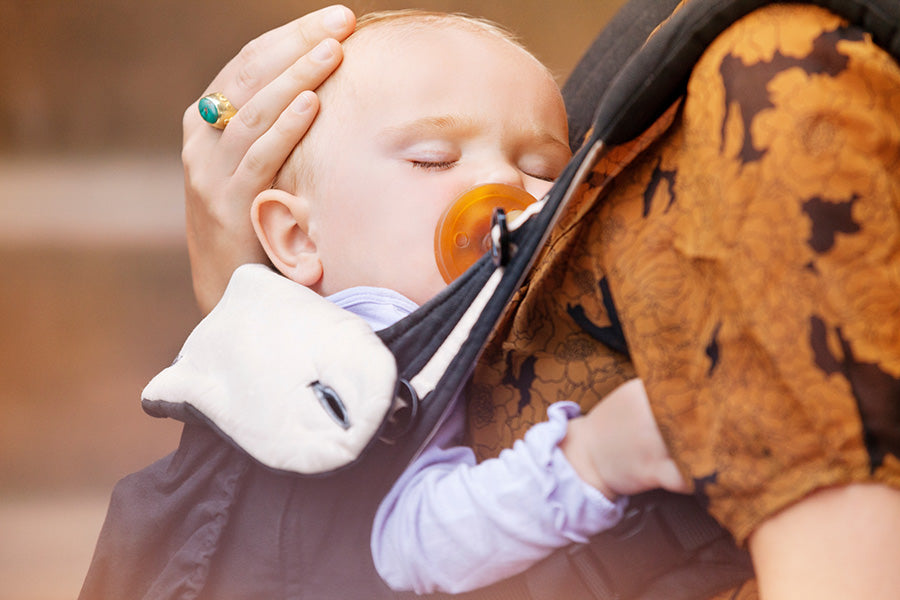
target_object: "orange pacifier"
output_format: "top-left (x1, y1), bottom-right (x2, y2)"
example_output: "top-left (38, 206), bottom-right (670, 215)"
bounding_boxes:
top-left (434, 183), bottom-right (536, 283)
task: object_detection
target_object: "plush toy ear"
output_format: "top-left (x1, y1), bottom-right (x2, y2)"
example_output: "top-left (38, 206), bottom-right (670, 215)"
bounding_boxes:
top-left (251, 189), bottom-right (323, 287)
top-left (142, 264), bottom-right (398, 475)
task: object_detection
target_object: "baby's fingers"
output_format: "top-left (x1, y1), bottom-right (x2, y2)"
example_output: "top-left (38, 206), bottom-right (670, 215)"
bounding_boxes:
top-left (657, 458), bottom-right (690, 494)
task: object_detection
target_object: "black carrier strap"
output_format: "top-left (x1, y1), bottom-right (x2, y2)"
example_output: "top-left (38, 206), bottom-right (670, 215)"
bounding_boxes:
top-left (562, 0), bottom-right (684, 151)
top-left (397, 492), bottom-right (752, 600)
top-left (379, 1), bottom-right (900, 599)
top-left (520, 492), bottom-right (753, 600)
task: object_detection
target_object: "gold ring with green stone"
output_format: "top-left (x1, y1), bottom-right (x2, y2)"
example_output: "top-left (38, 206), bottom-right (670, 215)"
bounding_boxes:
top-left (198, 92), bottom-right (237, 129)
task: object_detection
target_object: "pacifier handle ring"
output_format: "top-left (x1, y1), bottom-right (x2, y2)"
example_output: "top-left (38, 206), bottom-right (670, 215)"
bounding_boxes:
top-left (490, 208), bottom-right (511, 267)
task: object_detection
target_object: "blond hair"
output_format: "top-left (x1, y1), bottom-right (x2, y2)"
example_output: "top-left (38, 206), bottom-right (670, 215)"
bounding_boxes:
top-left (352, 10), bottom-right (524, 48)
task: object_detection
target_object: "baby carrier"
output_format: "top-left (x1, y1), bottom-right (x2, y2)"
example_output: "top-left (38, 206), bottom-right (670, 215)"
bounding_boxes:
top-left (80, 1), bottom-right (900, 599)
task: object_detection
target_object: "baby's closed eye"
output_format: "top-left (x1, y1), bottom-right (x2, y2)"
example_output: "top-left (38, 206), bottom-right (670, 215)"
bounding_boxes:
top-left (409, 159), bottom-right (457, 171)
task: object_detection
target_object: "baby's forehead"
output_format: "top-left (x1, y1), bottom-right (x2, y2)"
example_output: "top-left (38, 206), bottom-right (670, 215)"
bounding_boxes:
top-left (343, 15), bottom-right (524, 61)
top-left (311, 14), bottom-right (559, 133)
top-left (327, 22), bottom-right (488, 95)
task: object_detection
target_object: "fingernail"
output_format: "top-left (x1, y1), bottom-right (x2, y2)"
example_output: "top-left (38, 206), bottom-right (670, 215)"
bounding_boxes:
top-left (323, 6), bottom-right (351, 34)
top-left (310, 39), bottom-right (334, 62)
top-left (291, 91), bottom-right (313, 114)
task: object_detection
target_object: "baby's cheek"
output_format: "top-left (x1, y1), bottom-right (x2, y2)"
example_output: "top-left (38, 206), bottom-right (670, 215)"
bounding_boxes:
top-left (526, 178), bottom-right (554, 200)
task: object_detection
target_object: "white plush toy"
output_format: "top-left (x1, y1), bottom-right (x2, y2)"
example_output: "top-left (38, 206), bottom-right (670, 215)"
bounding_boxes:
top-left (142, 264), bottom-right (398, 474)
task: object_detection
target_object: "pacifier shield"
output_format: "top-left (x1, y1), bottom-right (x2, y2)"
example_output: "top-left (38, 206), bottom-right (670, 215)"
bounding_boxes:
top-left (434, 183), bottom-right (535, 283)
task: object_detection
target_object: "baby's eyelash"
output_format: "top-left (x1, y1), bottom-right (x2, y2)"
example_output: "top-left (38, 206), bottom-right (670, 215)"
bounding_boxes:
top-left (410, 160), bottom-right (456, 171)
top-left (528, 173), bottom-right (556, 183)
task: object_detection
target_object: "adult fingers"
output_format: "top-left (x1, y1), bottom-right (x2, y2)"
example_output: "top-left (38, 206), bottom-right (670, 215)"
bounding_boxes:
top-left (219, 37), bottom-right (342, 171)
top-left (182, 6), bottom-right (353, 176)
top-left (206, 5), bottom-right (354, 106)
top-left (232, 90), bottom-right (321, 199)
top-left (183, 24), bottom-right (346, 197)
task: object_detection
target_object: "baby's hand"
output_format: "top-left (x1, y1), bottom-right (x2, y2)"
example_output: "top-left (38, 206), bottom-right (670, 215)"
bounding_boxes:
top-left (560, 379), bottom-right (689, 500)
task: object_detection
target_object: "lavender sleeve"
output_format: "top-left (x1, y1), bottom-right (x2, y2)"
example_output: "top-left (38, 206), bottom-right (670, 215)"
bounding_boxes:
top-left (371, 400), bottom-right (627, 594)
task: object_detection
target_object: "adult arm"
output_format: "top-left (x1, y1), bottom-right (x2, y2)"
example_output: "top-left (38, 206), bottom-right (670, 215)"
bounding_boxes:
top-left (182, 5), bottom-right (355, 313)
top-left (750, 483), bottom-right (900, 599)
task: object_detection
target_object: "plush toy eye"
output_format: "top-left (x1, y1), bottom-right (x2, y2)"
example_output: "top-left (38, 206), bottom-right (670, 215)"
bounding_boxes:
top-left (311, 381), bottom-right (351, 430)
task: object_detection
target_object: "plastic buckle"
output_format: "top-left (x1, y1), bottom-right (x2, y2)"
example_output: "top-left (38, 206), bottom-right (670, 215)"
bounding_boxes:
top-left (378, 378), bottom-right (420, 444)
top-left (490, 207), bottom-right (511, 267)
top-left (564, 498), bottom-right (689, 599)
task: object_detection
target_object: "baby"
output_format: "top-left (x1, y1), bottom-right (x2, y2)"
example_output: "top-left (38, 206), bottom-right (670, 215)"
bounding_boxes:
top-left (250, 10), bottom-right (685, 594)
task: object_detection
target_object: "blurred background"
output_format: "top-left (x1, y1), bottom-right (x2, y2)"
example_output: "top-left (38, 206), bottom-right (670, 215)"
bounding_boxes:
top-left (0, 1), bottom-right (626, 598)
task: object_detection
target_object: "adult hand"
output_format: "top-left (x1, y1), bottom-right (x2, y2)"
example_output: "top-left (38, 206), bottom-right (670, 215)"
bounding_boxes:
top-left (183, 5), bottom-right (355, 314)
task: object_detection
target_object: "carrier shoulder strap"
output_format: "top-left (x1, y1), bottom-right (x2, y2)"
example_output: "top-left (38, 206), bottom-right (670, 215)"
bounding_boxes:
top-left (562, 0), bottom-right (684, 150)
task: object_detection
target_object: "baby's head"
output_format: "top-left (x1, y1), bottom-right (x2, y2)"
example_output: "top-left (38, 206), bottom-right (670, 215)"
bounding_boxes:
top-left (252, 10), bottom-right (571, 305)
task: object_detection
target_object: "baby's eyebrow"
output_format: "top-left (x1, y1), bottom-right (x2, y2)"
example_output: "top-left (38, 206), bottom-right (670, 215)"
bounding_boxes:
top-left (379, 114), bottom-right (479, 141)
top-left (379, 114), bottom-right (568, 150)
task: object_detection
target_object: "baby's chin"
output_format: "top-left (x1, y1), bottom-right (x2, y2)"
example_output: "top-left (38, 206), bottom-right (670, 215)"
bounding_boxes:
top-left (401, 274), bottom-right (450, 307)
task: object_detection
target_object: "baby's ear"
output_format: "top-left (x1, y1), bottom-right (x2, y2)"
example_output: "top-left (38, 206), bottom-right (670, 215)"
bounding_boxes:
top-left (251, 189), bottom-right (323, 287)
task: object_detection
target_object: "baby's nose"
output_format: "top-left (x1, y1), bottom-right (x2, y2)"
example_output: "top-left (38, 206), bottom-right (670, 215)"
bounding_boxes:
top-left (483, 162), bottom-right (526, 191)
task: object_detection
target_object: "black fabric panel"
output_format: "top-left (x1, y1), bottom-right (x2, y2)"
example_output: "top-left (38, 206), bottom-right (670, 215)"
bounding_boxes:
top-left (563, 0), bottom-right (683, 151)
top-left (590, 0), bottom-right (900, 147)
top-left (377, 254), bottom-right (496, 380)
top-left (80, 424), bottom-right (407, 600)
